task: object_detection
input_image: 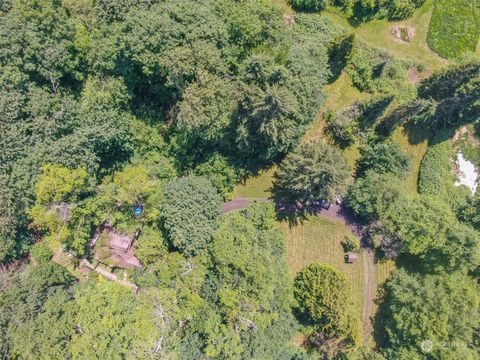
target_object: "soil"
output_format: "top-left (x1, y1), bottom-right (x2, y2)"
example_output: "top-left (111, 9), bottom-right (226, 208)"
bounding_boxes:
top-left (407, 68), bottom-right (420, 85)
top-left (391, 26), bottom-right (416, 43)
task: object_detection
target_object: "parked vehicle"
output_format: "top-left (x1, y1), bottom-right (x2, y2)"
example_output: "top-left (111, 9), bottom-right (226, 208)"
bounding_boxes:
top-left (313, 199), bottom-right (332, 210)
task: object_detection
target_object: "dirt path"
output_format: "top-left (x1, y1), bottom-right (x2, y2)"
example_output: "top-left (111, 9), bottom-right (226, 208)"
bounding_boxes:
top-left (319, 204), bottom-right (376, 339)
top-left (362, 249), bottom-right (376, 341)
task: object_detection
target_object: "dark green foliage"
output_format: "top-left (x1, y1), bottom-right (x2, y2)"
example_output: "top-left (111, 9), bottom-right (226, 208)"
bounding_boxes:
top-left (382, 195), bottom-right (480, 271)
top-left (328, 32), bottom-right (355, 81)
top-left (325, 95), bottom-right (393, 147)
top-left (289, 0), bottom-right (328, 12)
top-left (356, 142), bottom-right (411, 178)
top-left (30, 243), bottom-right (53, 263)
top-left (400, 62), bottom-right (480, 130)
top-left (273, 141), bottom-right (351, 205)
top-left (339, 0), bottom-right (425, 24)
top-left (0, 0), bottom-right (336, 263)
top-left (160, 176), bottom-right (222, 256)
top-left (381, 270), bottom-right (480, 358)
top-left (0, 263), bottom-right (74, 356)
top-left (346, 171), bottom-right (405, 221)
top-left (293, 263), bottom-right (360, 349)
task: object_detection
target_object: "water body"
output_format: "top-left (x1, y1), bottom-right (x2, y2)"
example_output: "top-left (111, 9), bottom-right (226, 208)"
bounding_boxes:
top-left (454, 152), bottom-right (478, 195)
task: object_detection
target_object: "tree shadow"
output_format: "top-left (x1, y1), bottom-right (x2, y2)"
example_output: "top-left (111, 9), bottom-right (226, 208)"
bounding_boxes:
top-left (327, 33), bottom-right (355, 83)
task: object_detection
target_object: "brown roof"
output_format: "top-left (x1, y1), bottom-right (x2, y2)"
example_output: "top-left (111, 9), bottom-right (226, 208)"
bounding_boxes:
top-left (346, 252), bottom-right (358, 263)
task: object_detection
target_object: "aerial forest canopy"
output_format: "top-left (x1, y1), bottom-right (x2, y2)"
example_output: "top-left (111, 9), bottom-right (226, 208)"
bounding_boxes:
top-left (1, 0), bottom-right (480, 359)
top-left (0, 0), bottom-right (341, 262)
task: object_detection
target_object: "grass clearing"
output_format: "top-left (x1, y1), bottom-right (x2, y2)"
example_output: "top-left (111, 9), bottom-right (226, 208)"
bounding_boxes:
top-left (327, 1), bottom-right (449, 72)
top-left (234, 167), bottom-right (275, 199)
top-left (390, 125), bottom-right (431, 194)
top-left (283, 216), bottom-right (365, 321)
top-left (427, 0), bottom-right (480, 60)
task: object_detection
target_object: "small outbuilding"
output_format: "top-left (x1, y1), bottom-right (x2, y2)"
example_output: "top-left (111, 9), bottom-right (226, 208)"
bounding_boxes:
top-left (345, 252), bottom-right (358, 264)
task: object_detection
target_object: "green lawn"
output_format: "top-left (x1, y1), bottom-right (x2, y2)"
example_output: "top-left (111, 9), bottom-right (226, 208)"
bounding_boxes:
top-left (234, 167), bottom-right (275, 199)
top-left (326, 1), bottom-right (449, 73)
top-left (390, 125), bottom-right (431, 194)
top-left (284, 216), bottom-right (365, 321)
top-left (427, 0), bottom-right (480, 59)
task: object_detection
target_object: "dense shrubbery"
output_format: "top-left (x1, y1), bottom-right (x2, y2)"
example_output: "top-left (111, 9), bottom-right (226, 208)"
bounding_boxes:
top-left (292, 0), bottom-right (425, 22)
top-left (0, 0), bottom-right (341, 263)
top-left (293, 263), bottom-right (360, 354)
top-left (427, 0), bottom-right (480, 60)
top-left (324, 95), bottom-right (393, 147)
top-left (345, 39), bottom-right (416, 99)
top-left (381, 270), bottom-right (480, 358)
top-left (346, 170), bottom-right (405, 221)
top-left (272, 141), bottom-right (351, 206)
top-left (356, 142), bottom-right (411, 178)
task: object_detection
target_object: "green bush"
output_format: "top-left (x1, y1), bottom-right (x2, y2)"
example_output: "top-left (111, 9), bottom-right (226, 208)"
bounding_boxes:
top-left (418, 133), bottom-right (471, 209)
top-left (30, 243), bottom-right (53, 263)
top-left (289, 0), bottom-right (328, 11)
top-left (427, 0), bottom-right (480, 59)
top-left (356, 141), bottom-right (411, 178)
top-left (341, 235), bottom-right (360, 253)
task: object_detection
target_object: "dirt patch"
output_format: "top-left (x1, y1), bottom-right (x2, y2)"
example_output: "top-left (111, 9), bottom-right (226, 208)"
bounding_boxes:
top-left (283, 13), bottom-right (295, 26)
top-left (391, 26), bottom-right (415, 42)
top-left (407, 68), bottom-right (420, 85)
top-left (362, 250), bottom-right (376, 341)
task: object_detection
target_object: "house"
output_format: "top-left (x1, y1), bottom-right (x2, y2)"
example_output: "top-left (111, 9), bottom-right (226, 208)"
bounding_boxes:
top-left (345, 252), bottom-right (358, 264)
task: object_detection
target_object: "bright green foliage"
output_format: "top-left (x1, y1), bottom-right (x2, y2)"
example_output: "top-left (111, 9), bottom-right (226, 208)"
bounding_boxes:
top-left (346, 40), bottom-right (415, 98)
top-left (383, 195), bottom-right (480, 271)
top-left (94, 158), bottom-right (175, 233)
top-left (11, 290), bottom-right (77, 359)
top-left (381, 270), bottom-right (480, 358)
top-left (427, 0), bottom-right (480, 59)
top-left (194, 154), bottom-right (238, 201)
top-left (273, 141), bottom-right (351, 204)
top-left (133, 225), bottom-right (168, 266)
top-left (160, 176), bottom-right (222, 256)
top-left (34, 164), bottom-right (91, 204)
top-left (181, 204), bottom-right (298, 359)
top-left (29, 165), bottom-right (95, 255)
top-left (418, 133), bottom-right (471, 210)
top-left (356, 142), bottom-right (411, 178)
top-left (341, 235), bottom-right (361, 253)
top-left (30, 242), bottom-right (53, 263)
top-left (293, 263), bottom-right (360, 346)
top-left (69, 280), bottom-right (159, 359)
top-left (346, 171), bottom-right (405, 221)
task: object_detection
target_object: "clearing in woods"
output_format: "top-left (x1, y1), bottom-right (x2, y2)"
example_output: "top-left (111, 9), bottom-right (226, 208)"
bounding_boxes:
top-left (236, 0), bottom-right (452, 343)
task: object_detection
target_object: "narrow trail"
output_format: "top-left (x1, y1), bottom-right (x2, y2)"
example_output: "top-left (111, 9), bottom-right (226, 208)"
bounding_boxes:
top-left (362, 249), bottom-right (376, 341)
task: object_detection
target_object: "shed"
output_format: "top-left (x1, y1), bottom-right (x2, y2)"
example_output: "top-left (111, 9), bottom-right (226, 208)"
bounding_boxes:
top-left (345, 252), bottom-right (358, 264)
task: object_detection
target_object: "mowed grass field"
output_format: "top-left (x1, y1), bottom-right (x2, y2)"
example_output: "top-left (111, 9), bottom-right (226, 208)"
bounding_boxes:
top-left (234, 167), bottom-right (275, 199)
top-left (326, 1), bottom-right (448, 72)
top-left (427, 0), bottom-right (480, 59)
top-left (283, 216), bottom-right (365, 320)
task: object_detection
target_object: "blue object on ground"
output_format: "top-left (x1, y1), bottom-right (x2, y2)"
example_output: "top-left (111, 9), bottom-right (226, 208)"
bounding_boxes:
top-left (133, 205), bottom-right (143, 216)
